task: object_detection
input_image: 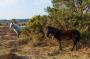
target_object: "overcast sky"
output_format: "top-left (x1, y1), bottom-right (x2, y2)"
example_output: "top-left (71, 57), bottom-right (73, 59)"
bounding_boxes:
top-left (0, 0), bottom-right (52, 19)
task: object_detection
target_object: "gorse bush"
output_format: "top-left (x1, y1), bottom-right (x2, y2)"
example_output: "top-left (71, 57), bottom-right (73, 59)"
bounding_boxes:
top-left (25, 15), bottom-right (47, 42)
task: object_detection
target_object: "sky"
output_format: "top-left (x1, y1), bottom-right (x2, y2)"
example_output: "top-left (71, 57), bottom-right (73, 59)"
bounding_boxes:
top-left (0, 0), bottom-right (52, 19)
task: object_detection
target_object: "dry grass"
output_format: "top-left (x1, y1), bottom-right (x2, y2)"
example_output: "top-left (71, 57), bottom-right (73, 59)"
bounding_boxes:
top-left (0, 26), bottom-right (89, 59)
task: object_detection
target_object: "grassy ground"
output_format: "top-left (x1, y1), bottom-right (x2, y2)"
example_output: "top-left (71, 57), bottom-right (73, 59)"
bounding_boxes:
top-left (0, 26), bottom-right (90, 59)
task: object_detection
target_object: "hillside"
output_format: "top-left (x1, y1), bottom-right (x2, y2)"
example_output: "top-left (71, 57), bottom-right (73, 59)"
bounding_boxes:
top-left (0, 19), bottom-right (29, 25)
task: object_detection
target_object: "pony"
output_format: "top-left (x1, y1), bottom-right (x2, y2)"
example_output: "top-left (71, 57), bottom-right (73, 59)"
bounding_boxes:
top-left (10, 23), bottom-right (21, 37)
top-left (47, 26), bottom-right (80, 51)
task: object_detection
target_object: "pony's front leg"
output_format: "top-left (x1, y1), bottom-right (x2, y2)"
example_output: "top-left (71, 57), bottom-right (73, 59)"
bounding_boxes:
top-left (17, 32), bottom-right (21, 38)
top-left (16, 31), bottom-right (20, 38)
top-left (17, 33), bottom-right (19, 38)
top-left (59, 41), bottom-right (62, 50)
top-left (56, 39), bottom-right (62, 50)
top-left (71, 38), bottom-right (80, 51)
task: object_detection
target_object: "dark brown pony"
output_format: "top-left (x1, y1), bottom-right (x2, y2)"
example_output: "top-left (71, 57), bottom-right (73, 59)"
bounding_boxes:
top-left (47, 26), bottom-right (80, 51)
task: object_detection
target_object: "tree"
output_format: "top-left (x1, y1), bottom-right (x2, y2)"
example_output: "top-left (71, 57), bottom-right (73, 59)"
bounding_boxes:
top-left (27, 15), bottom-right (47, 37)
top-left (46, 0), bottom-right (90, 30)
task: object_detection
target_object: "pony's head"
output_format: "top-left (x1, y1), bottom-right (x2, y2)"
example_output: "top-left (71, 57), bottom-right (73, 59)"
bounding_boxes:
top-left (9, 22), bottom-right (21, 37)
top-left (46, 26), bottom-right (57, 37)
top-left (46, 26), bottom-right (62, 38)
top-left (10, 23), bottom-right (14, 28)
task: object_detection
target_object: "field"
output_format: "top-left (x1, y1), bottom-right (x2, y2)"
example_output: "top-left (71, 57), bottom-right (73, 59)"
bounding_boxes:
top-left (0, 26), bottom-right (90, 59)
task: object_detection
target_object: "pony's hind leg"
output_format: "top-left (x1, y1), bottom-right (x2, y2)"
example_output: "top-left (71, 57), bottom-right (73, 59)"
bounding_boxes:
top-left (71, 37), bottom-right (80, 51)
top-left (71, 30), bottom-right (81, 51)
